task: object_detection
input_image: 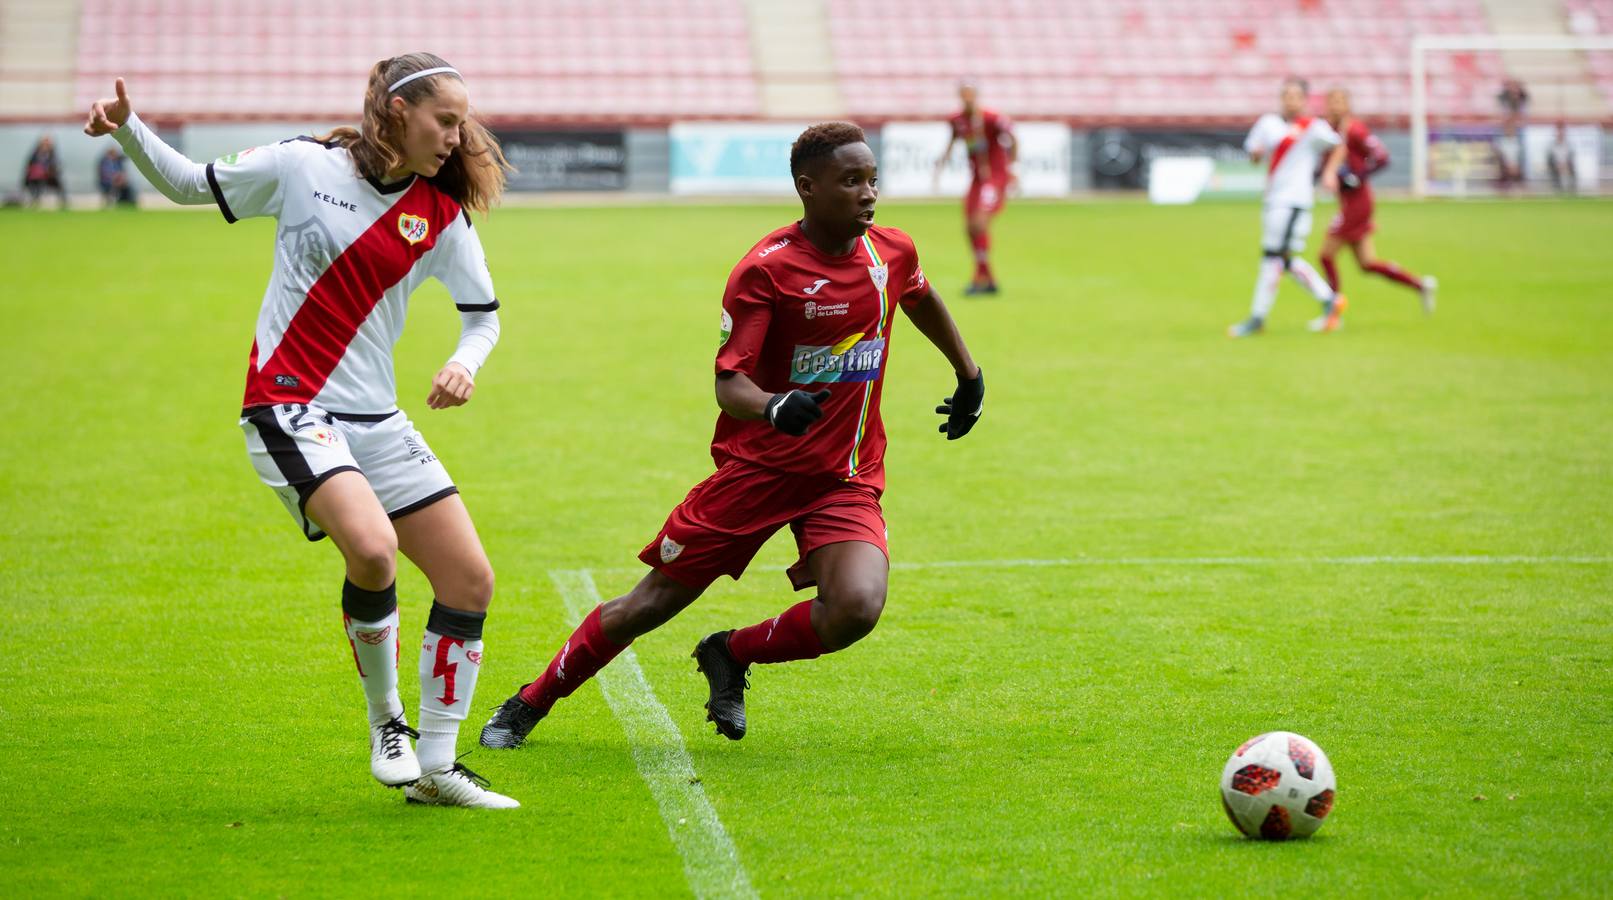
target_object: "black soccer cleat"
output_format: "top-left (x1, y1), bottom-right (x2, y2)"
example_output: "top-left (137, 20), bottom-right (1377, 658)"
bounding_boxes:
top-left (693, 631), bottom-right (750, 740)
top-left (479, 693), bottom-right (546, 749)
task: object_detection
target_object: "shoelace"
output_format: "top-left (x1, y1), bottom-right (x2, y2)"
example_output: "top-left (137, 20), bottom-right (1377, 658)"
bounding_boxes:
top-left (378, 716), bottom-right (419, 761)
top-left (448, 761), bottom-right (492, 789)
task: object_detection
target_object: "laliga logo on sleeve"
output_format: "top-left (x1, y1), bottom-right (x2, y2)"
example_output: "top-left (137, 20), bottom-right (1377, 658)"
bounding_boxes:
top-left (719, 309), bottom-right (733, 345)
top-left (397, 213), bottom-right (430, 245)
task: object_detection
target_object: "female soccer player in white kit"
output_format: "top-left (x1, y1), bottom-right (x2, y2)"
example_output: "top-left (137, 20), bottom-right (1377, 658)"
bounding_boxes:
top-left (1228, 77), bottom-right (1348, 337)
top-left (84, 53), bottom-right (519, 808)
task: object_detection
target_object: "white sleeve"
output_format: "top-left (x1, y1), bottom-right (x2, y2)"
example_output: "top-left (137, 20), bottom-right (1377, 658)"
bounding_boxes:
top-left (448, 309), bottom-right (501, 378)
top-left (432, 211), bottom-right (502, 377)
top-left (1311, 119), bottom-right (1342, 149)
top-left (203, 138), bottom-right (288, 222)
top-left (1243, 116), bottom-right (1273, 153)
top-left (110, 111), bottom-right (212, 206)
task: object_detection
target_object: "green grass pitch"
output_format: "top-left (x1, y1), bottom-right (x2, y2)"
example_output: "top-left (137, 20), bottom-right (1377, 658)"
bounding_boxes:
top-left (1, 196), bottom-right (1610, 896)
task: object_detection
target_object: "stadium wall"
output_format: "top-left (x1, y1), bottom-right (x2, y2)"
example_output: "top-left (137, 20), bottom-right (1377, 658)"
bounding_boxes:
top-left (0, 120), bottom-right (1523, 205)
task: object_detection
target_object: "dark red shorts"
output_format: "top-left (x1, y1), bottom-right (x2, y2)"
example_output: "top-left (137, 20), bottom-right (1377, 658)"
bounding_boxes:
top-left (638, 459), bottom-right (888, 592)
top-left (1328, 194), bottom-right (1376, 243)
top-left (965, 177), bottom-right (1009, 218)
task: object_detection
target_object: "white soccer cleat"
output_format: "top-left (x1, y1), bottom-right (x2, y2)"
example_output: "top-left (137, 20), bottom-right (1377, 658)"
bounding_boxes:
top-left (370, 714), bottom-right (422, 787)
top-left (1420, 275), bottom-right (1438, 315)
top-left (405, 763), bottom-right (521, 809)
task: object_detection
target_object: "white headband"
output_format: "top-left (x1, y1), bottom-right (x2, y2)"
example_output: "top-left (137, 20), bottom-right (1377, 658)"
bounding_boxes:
top-left (388, 66), bottom-right (460, 93)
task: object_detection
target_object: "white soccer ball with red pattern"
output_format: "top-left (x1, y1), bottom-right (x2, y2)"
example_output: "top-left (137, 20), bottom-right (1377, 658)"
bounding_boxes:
top-left (1219, 731), bottom-right (1336, 840)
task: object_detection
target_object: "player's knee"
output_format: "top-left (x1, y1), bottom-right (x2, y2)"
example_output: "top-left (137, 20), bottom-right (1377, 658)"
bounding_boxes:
top-left (454, 559), bottom-right (495, 612)
top-left (822, 584), bottom-right (886, 649)
top-left (344, 532), bottom-right (398, 588)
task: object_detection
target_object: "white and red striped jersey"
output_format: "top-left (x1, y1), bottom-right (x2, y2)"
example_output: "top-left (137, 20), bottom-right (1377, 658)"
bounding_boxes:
top-left (1244, 113), bottom-right (1341, 210)
top-left (206, 138), bottom-right (498, 414)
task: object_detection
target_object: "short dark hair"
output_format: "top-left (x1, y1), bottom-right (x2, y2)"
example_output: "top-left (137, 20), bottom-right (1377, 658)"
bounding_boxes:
top-left (790, 122), bottom-right (867, 177)
top-left (1282, 76), bottom-right (1309, 94)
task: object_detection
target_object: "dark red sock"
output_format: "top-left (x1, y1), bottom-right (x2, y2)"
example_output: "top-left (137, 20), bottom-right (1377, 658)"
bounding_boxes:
top-left (1364, 260), bottom-right (1422, 290)
top-left (727, 599), bottom-right (826, 666)
top-left (1320, 254), bottom-right (1341, 293)
top-left (970, 229), bottom-right (992, 283)
top-left (518, 605), bottom-right (627, 713)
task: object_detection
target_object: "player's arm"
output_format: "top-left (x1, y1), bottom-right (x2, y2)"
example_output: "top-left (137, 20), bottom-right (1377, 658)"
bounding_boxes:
top-left (428, 215), bottom-right (502, 409)
top-left (903, 284), bottom-right (984, 440)
top-left (84, 78), bottom-right (212, 205)
top-left (1002, 122), bottom-right (1020, 191)
top-left (1320, 143), bottom-right (1346, 193)
top-left (712, 265), bottom-right (830, 436)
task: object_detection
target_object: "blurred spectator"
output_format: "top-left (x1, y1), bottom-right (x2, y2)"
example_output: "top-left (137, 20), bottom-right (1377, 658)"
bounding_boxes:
top-left (1497, 79), bottom-right (1529, 121)
top-left (98, 147), bottom-right (136, 207)
top-left (1494, 122), bottom-right (1523, 191)
top-left (1546, 122), bottom-right (1577, 194)
top-left (23, 134), bottom-right (68, 209)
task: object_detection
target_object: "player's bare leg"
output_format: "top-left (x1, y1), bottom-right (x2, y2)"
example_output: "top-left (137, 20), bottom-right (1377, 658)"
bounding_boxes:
top-left (481, 570), bottom-right (702, 749)
top-left (390, 495), bottom-right (515, 807)
top-left (1319, 233), bottom-right (1346, 293)
top-left (1353, 236), bottom-right (1435, 314)
top-left (305, 472), bottom-right (420, 788)
top-left (697, 540), bottom-right (889, 740)
top-left (964, 207), bottom-right (998, 295)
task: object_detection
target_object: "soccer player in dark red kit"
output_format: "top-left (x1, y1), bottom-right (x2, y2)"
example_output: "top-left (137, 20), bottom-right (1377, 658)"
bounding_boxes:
top-left (481, 122), bottom-right (984, 746)
top-left (1318, 88), bottom-right (1437, 314)
top-left (934, 80), bottom-right (1016, 295)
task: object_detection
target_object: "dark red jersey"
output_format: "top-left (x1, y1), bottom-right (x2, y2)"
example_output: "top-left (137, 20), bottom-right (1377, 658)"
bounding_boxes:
top-left (712, 222), bottom-right (928, 491)
top-left (1342, 119), bottom-right (1389, 194)
top-left (949, 108), bottom-right (1014, 184)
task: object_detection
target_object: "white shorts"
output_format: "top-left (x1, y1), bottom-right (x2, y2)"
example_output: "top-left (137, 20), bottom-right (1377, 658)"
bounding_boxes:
top-left (1261, 206), bottom-right (1312, 256)
top-left (240, 404), bottom-right (455, 541)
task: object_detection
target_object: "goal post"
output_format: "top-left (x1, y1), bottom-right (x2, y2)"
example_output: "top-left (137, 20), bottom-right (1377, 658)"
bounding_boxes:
top-left (1410, 34), bottom-right (1613, 197)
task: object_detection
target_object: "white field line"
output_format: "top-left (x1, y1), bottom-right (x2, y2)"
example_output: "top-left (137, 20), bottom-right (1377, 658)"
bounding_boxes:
top-left (549, 570), bottom-right (757, 900)
top-left (572, 555), bottom-right (1613, 578)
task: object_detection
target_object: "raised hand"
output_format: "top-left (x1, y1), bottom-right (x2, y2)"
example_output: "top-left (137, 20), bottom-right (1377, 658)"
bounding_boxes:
top-left (84, 78), bottom-right (132, 137)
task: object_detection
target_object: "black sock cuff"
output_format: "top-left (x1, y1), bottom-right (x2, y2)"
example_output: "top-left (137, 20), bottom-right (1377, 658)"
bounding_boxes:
top-left (342, 579), bottom-right (397, 622)
top-left (427, 601), bottom-right (485, 641)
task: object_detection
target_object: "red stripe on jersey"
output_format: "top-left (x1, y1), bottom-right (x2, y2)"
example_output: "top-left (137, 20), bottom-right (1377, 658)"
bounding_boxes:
top-left (243, 180), bottom-right (460, 408)
top-left (1268, 116), bottom-right (1312, 175)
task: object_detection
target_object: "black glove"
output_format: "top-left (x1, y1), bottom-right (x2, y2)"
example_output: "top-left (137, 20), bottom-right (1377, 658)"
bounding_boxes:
top-left (1338, 166), bottom-right (1363, 191)
top-left (936, 369), bottom-right (984, 440)
top-left (765, 389), bottom-right (831, 437)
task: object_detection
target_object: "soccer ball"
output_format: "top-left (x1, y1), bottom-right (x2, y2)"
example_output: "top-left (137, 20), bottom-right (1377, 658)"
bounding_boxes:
top-left (1219, 731), bottom-right (1336, 840)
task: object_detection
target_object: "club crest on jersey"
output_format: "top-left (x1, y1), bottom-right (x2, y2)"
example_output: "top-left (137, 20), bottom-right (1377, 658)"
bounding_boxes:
top-left (660, 535), bottom-right (685, 563)
top-left (397, 213), bottom-right (430, 245)
top-left (867, 265), bottom-right (888, 294)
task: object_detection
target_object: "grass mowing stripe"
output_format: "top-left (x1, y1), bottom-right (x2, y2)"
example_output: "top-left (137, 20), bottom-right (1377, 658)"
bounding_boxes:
top-left (549, 569), bottom-right (758, 900)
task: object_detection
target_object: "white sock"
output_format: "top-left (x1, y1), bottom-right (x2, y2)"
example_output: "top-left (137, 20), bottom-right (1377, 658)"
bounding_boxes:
top-left (1249, 256), bottom-right (1284, 320)
top-left (417, 603), bottom-right (486, 773)
top-left (344, 609), bottom-right (403, 725)
top-left (1288, 258), bottom-right (1336, 302)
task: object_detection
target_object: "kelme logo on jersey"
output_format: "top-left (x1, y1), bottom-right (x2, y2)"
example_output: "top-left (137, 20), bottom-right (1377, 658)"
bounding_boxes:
top-left (790, 333), bottom-right (887, 384)
top-left (397, 213), bottom-right (429, 245)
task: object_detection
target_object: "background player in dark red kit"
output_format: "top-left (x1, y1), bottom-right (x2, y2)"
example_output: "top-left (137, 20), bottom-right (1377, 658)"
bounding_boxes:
top-left (935, 80), bottom-right (1016, 295)
top-left (1319, 88), bottom-right (1437, 314)
top-left (482, 122), bottom-right (984, 746)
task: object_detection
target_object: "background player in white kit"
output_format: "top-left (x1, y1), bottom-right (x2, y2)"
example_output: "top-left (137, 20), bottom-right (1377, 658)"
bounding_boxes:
top-left (84, 53), bottom-right (520, 808)
top-left (1229, 77), bottom-right (1348, 338)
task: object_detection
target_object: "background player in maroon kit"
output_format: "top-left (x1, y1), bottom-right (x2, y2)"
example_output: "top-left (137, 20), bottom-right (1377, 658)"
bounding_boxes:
top-left (482, 122), bottom-right (984, 746)
top-left (935, 81), bottom-right (1016, 295)
top-left (1319, 88), bottom-right (1437, 314)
